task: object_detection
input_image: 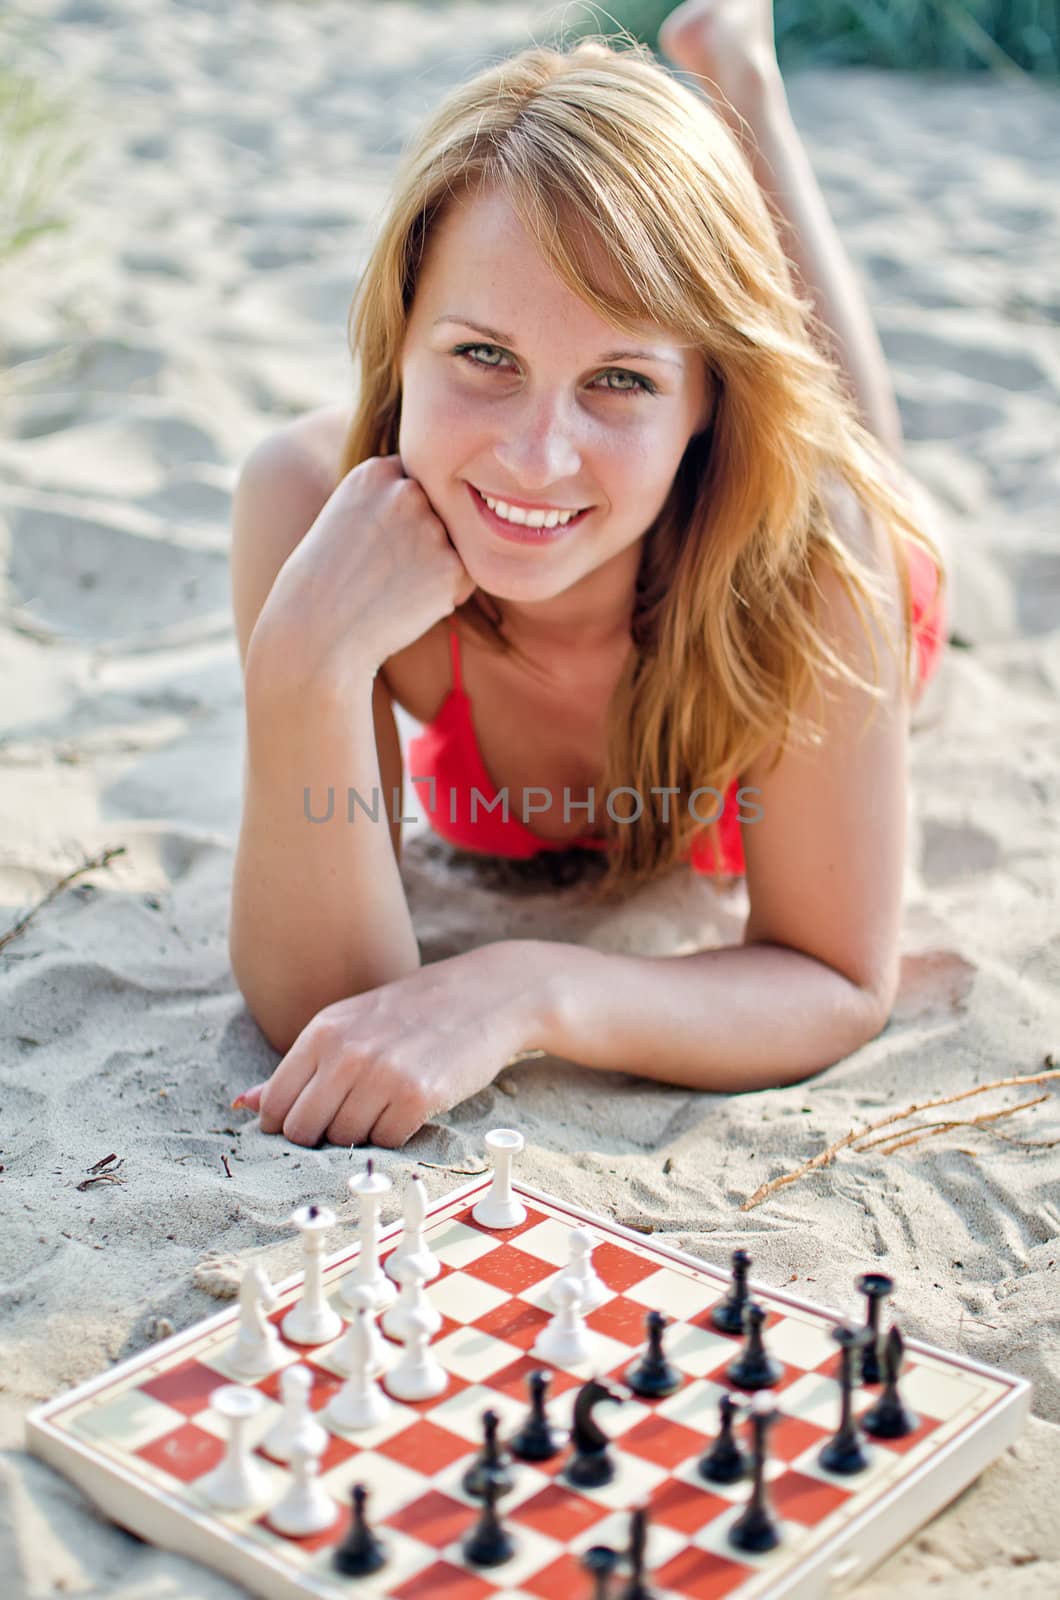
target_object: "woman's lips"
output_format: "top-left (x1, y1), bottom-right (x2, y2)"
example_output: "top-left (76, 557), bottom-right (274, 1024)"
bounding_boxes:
top-left (467, 482), bottom-right (592, 543)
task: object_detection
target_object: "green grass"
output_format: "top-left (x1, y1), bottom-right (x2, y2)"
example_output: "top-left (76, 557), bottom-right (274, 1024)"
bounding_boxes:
top-left (546, 0), bottom-right (1060, 77)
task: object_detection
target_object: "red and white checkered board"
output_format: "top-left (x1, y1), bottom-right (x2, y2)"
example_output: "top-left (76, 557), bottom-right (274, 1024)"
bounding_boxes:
top-left (27, 1174), bottom-right (1030, 1600)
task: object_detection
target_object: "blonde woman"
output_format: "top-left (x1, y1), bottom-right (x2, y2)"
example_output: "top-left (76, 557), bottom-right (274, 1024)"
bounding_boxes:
top-left (228, 3), bottom-right (949, 1149)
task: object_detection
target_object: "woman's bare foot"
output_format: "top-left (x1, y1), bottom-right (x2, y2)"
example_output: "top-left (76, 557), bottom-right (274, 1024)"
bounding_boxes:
top-left (658, 0), bottom-right (783, 126)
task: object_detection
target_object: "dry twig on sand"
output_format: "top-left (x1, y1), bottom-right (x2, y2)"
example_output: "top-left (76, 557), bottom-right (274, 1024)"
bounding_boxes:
top-left (741, 1057), bottom-right (1059, 1212)
top-left (0, 845), bottom-right (127, 953)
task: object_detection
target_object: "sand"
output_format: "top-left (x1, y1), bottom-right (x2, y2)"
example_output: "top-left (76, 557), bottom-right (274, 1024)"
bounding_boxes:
top-left (0, 1), bottom-right (1058, 1594)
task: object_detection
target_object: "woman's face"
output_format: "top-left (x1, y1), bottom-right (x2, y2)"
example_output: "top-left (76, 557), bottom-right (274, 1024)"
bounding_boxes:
top-left (398, 188), bottom-right (713, 625)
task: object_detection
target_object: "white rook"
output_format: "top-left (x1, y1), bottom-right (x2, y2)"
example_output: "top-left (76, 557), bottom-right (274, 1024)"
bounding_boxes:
top-left (472, 1128), bottom-right (527, 1229)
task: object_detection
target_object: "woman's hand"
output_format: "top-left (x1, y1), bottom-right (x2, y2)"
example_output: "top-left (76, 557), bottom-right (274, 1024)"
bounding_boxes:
top-left (248, 453), bottom-right (475, 698)
top-left (231, 942), bottom-right (560, 1149)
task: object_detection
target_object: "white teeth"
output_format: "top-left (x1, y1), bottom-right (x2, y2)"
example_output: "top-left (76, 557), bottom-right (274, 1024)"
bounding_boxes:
top-left (481, 491), bottom-right (579, 529)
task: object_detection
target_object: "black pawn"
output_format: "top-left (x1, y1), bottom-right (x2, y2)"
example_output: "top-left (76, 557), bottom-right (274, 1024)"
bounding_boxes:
top-left (617, 1506), bottom-right (656, 1600)
top-left (462, 1471), bottom-right (516, 1567)
top-left (861, 1325), bottom-right (919, 1439)
top-left (581, 1544), bottom-right (620, 1600)
top-left (725, 1301), bottom-right (783, 1390)
top-left (711, 1249), bottom-right (751, 1335)
top-left (855, 1272), bottom-right (894, 1385)
top-left (818, 1324), bottom-right (872, 1475)
top-left (626, 1311), bottom-right (682, 1399)
top-left (333, 1484), bottom-right (386, 1577)
top-left (462, 1408), bottom-right (515, 1498)
top-left (510, 1370), bottom-right (564, 1462)
top-left (697, 1393), bottom-right (748, 1484)
top-left (728, 1399), bottom-right (781, 1555)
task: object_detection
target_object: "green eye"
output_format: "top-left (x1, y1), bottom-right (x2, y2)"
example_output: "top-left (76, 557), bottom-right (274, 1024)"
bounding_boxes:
top-left (453, 343), bottom-right (656, 397)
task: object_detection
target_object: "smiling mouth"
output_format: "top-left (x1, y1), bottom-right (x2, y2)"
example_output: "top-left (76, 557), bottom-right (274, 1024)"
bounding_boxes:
top-left (469, 484), bottom-right (592, 521)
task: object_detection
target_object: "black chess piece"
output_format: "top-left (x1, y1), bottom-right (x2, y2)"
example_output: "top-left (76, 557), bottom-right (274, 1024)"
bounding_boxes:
top-left (509, 1369), bottom-right (565, 1461)
top-left (581, 1543), bottom-right (620, 1600)
top-left (725, 1301), bottom-right (783, 1389)
top-left (617, 1505), bottom-right (657, 1600)
top-left (463, 1408), bottom-right (515, 1498)
top-left (564, 1376), bottom-right (626, 1489)
top-left (728, 1398), bottom-right (782, 1554)
top-left (697, 1393), bottom-right (749, 1484)
top-left (625, 1311), bottom-right (682, 1399)
top-left (861, 1325), bottom-right (919, 1439)
top-left (711, 1248), bottom-right (751, 1335)
top-left (818, 1324), bottom-right (873, 1475)
top-left (462, 1471), bottom-right (516, 1567)
top-left (333, 1484), bottom-right (387, 1576)
top-left (855, 1272), bottom-right (894, 1385)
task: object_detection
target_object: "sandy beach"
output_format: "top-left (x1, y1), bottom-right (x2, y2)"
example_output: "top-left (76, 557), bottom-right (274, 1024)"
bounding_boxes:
top-left (0, 1), bottom-right (1058, 1593)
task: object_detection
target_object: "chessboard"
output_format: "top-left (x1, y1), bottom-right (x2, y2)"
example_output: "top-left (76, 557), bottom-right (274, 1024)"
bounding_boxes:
top-left (26, 1140), bottom-right (1030, 1600)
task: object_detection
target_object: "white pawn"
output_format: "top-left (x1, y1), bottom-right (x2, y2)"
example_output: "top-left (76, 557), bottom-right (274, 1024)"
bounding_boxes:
top-left (226, 1265), bottom-right (282, 1378)
top-left (324, 1308), bottom-right (393, 1432)
top-left (385, 1174), bottom-right (440, 1284)
top-left (268, 1435), bottom-right (338, 1537)
top-left (384, 1306), bottom-right (448, 1402)
top-left (330, 1284), bottom-right (391, 1378)
top-left (198, 1386), bottom-right (272, 1510)
top-left (262, 1364), bottom-right (327, 1463)
top-left (382, 1255), bottom-right (442, 1343)
top-left (549, 1227), bottom-right (608, 1313)
top-left (532, 1275), bottom-right (594, 1367)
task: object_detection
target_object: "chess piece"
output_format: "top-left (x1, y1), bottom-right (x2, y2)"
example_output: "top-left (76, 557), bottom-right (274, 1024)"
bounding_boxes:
top-left (330, 1284), bottom-right (391, 1378)
top-left (197, 1385), bottom-right (272, 1510)
top-left (582, 1544), bottom-right (620, 1600)
top-left (625, 1310), bottom-right (682, 1399)
top-left (262, 1363), bottom-right (327, 1462)
top-left (462, 1408), bottom-right (515, 1498)
top-left (727, 1395), bottom-right (782, 1554)
top-left (462, 1470), bottom-right (516, 1566)
top-left (323, 1309), bottom-right (393, 1432)
top-left (531, 1276), bottom-right (594, 1367)
top-left (333, 1484), bottom-right (387, 1576)
top-left (382, 1254), bottom-right (442, 1342)
top-left (619, 1505), bottom-right (655, 1600)
top-left (855, 1272), bottom-right (895, 1385)
top-left (341, 1160), bottom-right (397, 1313)
top-left (385, 1173), bottom-right (441, 1284)
top-left (711, 1248), bottom-right (752, 1335)
top-left (818, 1324), bottom-right (873, 1475)
top-left (384, 1305), bottom-right (448, 1401)
top-left (472, 1128), bottom-right (527, 1228)
top-left (282, 1204), bottom-right (343, 1345)
top-left (564, 1377), bottom-right (626, 1489)
top-left (549, 1227), bottom-right (608, 1313)
top-left (268, 1435), bottom-right (338, 1537)
top-left (725, 1301), bottom-right (783, 1389)
top-left (225, 1264), bottom-right (282, 1378)
top-left (509, 1369), bottom-right (565, 1461)
top-left (861, 1325), bottom-right (919, 1439)
top-left (697, 1393), bottom-right (748, 1484)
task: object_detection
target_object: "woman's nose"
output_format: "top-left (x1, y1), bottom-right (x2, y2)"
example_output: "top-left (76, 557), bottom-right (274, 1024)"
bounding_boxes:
top-left (491, 396), bottom-right (584, 490)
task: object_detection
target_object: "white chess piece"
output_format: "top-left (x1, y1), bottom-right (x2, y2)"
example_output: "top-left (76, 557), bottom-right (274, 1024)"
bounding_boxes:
top-left (531, 1275), bottom-right (594, 1367)
top-left (549, 1227), bottom-right (608, 1313)
top-left (262, 1363), bottom-right (327, 1463)
top-left (472, 1128), bottom-right (527, 1228)
top-left (226, 1265), bottom-right (283, 1377)
top-left (282, 1204), bottom-right (344, 1345)
top-left (198, 1385), bottom-right (272, 1510)
top-left (382, 1254), bottom-right (442, 1342)
top-left (384, 1306), bottom-right (448, 1402)
top-left (324, 1308), bottom-right (394, 1431)
top-left (340, 1160), bottom-right (397, 1313)
top-left (268, 1435), bottom-right (338, 1537)
top-left (385, 1174), bottom-right (440, 1284)
top-left (330, 1284), bottom-right (391, 1378)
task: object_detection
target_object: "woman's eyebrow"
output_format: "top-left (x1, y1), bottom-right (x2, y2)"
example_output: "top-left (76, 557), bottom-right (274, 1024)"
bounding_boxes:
top-left (433, 313), bottom-right (683, 368)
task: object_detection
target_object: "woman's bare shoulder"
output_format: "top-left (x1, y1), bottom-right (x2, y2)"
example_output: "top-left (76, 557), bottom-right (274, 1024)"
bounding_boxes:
top-left (283, 401), bottom-right (354, 495)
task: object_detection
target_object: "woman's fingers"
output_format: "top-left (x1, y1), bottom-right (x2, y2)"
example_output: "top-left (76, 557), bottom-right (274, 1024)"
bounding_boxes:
top-left (231, 1083), bottom-right (264, 1112)
top-left (257, 1042), bottom-right (321, 1135)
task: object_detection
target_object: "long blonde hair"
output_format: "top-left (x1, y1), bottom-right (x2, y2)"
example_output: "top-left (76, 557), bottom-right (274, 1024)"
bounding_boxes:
top-left (337, 33), bottom-right (946, 904)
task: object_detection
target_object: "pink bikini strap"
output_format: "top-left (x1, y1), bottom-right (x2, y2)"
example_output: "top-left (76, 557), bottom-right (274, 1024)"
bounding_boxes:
top-left (447, 616), bottom-right (464, 695)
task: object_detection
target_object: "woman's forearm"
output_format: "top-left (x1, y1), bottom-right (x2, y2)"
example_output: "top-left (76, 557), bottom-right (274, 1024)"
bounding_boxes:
top-left (531, 937), bottom-right (886, 1090)
top-left (228, 661), bottom-right (420, 1055)
top-left (740, 68), bottom-right (903, 458)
